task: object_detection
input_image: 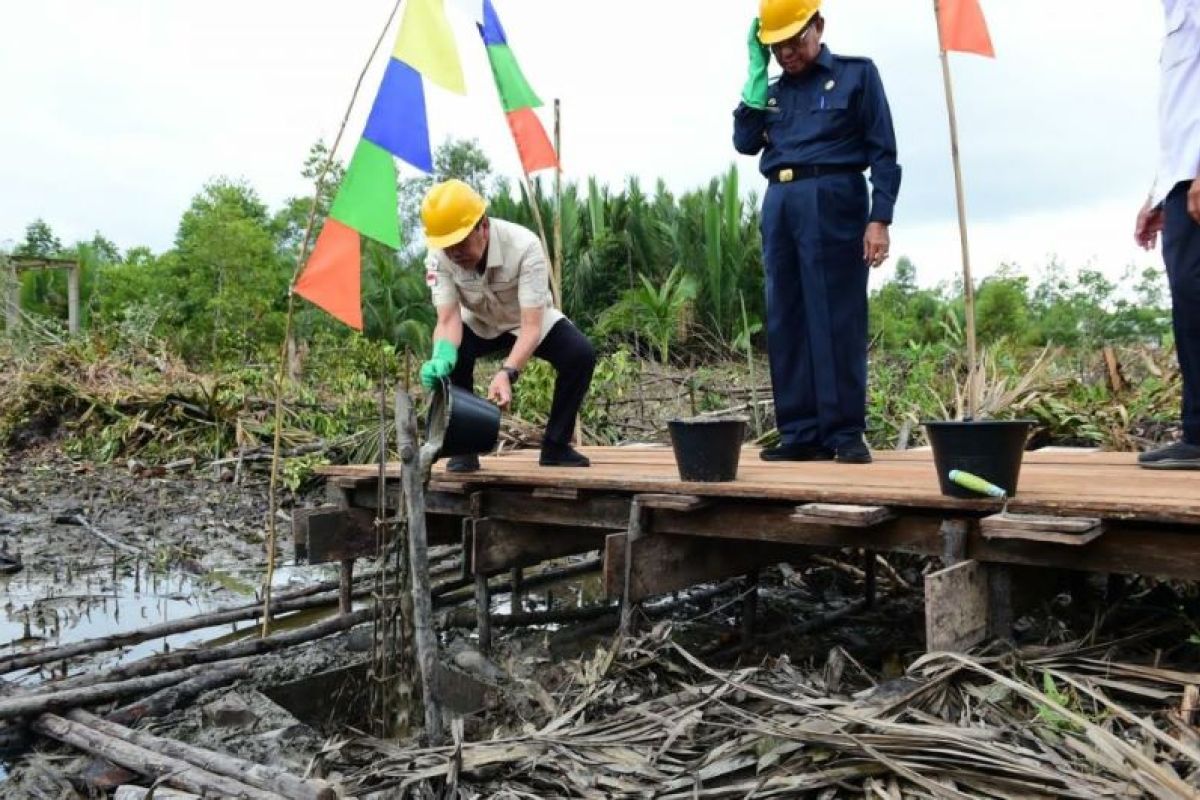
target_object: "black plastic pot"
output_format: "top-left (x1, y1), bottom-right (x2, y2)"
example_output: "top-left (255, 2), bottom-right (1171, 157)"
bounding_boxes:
top-left (668, 416), bottom-right (748, 482)
top-left (426, 378), bottom-right (501, 459)
top-left (923, 419), bottom-right (1035, 498)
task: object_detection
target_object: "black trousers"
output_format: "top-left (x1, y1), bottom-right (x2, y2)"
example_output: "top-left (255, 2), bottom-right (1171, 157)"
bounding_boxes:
top-left (1164, 181), bottom-right (1200, 444)
top-left (450, 318), bottom-right (595, 448)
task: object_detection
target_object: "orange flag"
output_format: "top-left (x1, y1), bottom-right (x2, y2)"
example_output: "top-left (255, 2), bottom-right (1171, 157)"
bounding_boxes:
top-left (938, 0), bottom-right (994, 58)
top-left (294, 219), bottom-right (363, 330)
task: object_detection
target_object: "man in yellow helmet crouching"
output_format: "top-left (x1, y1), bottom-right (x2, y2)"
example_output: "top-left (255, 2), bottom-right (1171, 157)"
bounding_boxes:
top-left (418, 179), bottom-right (595, 473)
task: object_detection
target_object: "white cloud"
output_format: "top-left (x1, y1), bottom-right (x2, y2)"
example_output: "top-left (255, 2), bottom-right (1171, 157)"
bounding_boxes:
top-left (0, 0), bottom-right (1171, 287)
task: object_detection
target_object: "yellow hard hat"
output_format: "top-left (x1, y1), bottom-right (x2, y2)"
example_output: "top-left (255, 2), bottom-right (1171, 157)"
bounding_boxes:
top-left (758, 0), bottom-right (821, 45)
top-left (421, 179), bottom-right (488, 249)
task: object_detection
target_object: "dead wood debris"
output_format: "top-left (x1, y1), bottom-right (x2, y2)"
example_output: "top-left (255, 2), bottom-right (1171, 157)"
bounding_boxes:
top-left (329, 626), bottom-right (1200, 799)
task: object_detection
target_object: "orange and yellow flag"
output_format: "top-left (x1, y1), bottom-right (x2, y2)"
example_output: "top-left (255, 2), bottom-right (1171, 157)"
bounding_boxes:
top-left (938, 0), bottom-right (995, 58)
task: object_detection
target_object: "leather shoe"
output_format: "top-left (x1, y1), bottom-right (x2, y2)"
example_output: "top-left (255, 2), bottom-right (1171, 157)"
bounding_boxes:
top-left (446, 454), bottom-right (480, 473)
top-left (759, 443), bottom-right (834, 462)
top-left (835, 439), bottom-right (872, 464)
top-left (539, 445), bottom-right (590, 467)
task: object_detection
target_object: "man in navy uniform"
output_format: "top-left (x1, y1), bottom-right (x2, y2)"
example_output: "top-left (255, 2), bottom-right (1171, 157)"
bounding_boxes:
top-left (734, 0), bottom-right (900, 464)
top-left (1134, 0), bottom-right (1200, 469)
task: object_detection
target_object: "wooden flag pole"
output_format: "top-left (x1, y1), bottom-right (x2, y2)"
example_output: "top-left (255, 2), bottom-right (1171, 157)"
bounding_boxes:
top-left (260, 0), bottom-right (403, 636)
top-left (934, 0), bottom-right (980, 419)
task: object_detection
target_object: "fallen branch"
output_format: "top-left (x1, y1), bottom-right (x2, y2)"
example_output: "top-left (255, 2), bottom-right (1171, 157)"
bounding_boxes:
top-left (66, 709), bottom-right (337, 800)
top-left (0, 663), bottom-right (233, 722)
top-left (52, 514), bottom-right (140, 556)
top-left (105, 661), bottom-right (252, 726)
top-left (32, 713), bottom-right (285, 800)
top-left (33, 608), bottom-right (372, 695)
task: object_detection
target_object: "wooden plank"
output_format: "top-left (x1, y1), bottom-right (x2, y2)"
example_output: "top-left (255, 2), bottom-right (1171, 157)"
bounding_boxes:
top-left (981, 513), bottom-right (1100, 534)
top-left (293, 506), bottom-right (383, 564)
top-left (604, 532), bottom-right (798, 603)
top-left (981, 525), bottom-right (1105, 547)
top-left (969, 525), bottom-right (1200, 581)
top-left (532, 486), bottom-right (578, 500)
top-left (429, 480), bottom-right (469, 494)
top-left (637, 494), bottom-right (709, 512)
top-left (318, 447), bottom-right (1200, 525)
top-left (331, 475), bottom-right (376, 491)
top-left (471, 518), bottom-right (610, 574)
top-left (653, 504), bottom-right (946, 556)
top-left (925, 560), bottom-right (989, 653)
top-left (792, 503), bottom-right (893, 527)
top-left (484, 490), bottom-right (631, 529)
top-left (426, 513), bottom-right (464, 546)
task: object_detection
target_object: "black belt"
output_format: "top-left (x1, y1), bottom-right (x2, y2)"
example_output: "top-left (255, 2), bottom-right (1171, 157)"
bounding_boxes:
top-left (768, 164), bottom-right (865, 183)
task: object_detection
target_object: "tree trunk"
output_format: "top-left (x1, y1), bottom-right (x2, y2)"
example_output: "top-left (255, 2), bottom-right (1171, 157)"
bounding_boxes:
top-left (32, 608), bottom-right (371, 695)
top-left (105, 661), bottom-right (252, 726)
top-left (65, 710), bottom-right (336, 800)
top-left (32, 713), bottom-right (285, 800)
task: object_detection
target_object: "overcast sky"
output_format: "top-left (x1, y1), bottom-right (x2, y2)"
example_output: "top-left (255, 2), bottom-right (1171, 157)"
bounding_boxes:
top-left (0, 1), bottom-right (1170, 288)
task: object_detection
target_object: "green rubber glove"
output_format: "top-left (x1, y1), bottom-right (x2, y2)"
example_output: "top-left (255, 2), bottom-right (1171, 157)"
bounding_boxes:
top-left (742, 18), bottom-right (770, 110)
top-left (419, 339), bottom-right (458, 390)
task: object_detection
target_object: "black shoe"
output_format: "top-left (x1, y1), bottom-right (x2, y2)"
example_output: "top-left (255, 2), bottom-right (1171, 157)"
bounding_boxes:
top-left (1138, 441), bottom-right (1200, 470)
top-left (759, 443), bottom-right (835, 462)
top-left (446, 454), bottom-right (480, 473)
top-left (539, 445), bottom-right (590, 467)
top-left (835, 439), bottom-right (872, 464)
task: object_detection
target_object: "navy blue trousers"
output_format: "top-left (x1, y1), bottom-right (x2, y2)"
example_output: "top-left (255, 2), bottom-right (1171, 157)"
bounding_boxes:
top-left (1164, 181), bottom-right (1200, 445)
top-left (761, 173), bottom-right (870, 449)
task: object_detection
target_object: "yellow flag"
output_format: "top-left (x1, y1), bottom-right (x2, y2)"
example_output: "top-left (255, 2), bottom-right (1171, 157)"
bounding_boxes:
top-left (393, 0), bottom-right (466, 95)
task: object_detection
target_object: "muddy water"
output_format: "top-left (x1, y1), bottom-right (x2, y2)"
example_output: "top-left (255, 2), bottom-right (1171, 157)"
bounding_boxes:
top-left (0, 559), bottom-right (336, 686)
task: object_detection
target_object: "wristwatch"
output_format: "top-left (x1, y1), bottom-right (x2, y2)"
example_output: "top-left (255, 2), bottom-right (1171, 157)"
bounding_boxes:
top-left (500, 366), bottom-right (520, 385)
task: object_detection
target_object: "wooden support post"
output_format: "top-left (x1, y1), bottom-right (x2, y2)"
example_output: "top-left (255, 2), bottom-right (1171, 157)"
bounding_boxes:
top-left (864, 550), bottom-right (878, 608)
top-left (339, 560), bottom-right (354, 615)
top-left (474, 572), bottom-right (492, 652)
top-left (619, 499), bottom-right (648, 638)
top-left (741, 569), bottom-right (759, 644)
top-left (940, 519), bottom-right (969, 566)
top-left (987, 564), bottom-right (1012, 641)
top-left (67, 263), bottom-right (81, 335)
top-left (511, 567), bottom-right (524, 614)
top-left (395, 388), bottom-right (442, 744)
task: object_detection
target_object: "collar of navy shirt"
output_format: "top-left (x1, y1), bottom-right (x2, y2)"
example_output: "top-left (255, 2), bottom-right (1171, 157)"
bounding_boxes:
top-left (770, 44), bottom-right (866, 184)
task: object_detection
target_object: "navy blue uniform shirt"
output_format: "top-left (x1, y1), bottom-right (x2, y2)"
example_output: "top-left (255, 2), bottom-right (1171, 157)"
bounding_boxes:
top-left (733, 45), bottom-right (901, 224)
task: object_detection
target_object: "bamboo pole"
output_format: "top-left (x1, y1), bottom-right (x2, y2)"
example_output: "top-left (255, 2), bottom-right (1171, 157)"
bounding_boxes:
top-left (933, 0), bottom-right (979, 419)
top-left (553, 98), bottom-right (564, 309)
top-left (261, 0), bottom-right (403, 636)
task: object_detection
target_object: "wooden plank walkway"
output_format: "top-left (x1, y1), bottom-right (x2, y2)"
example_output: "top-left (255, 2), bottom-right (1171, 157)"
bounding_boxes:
top-left (318, 446), bottom-right (1200, 525)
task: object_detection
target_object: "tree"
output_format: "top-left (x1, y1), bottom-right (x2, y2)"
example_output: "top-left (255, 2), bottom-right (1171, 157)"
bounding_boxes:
top-left (16, 219), bottom-right (62, 258)
top-left (162, 179), bottom-right (287, 361)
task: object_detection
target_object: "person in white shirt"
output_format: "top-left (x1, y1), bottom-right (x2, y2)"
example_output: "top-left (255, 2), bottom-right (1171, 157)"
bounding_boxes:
top-left (1135, 0), bottom-right (1200, 468)
top-left (417, 179), bottom-right (595, 473)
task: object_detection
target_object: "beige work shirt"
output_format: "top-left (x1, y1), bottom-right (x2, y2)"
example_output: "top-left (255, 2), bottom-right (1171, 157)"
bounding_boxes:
top-left (426, 218), bottom-right (564, 343)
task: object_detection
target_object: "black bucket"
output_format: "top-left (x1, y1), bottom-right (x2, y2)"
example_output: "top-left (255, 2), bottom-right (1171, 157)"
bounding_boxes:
top-left (426, 378), bottom-right (501, 459)
top-left (668, 416), bottom-right (748, 482)
top-left (923, 419), bottom-right (1035, 498)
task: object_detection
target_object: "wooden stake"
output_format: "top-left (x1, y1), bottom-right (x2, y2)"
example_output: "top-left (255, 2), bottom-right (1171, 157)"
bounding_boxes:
top-left (395, 387), bottom-right (443, 744)
top-left (933, 0), bottom-right (979, 419)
